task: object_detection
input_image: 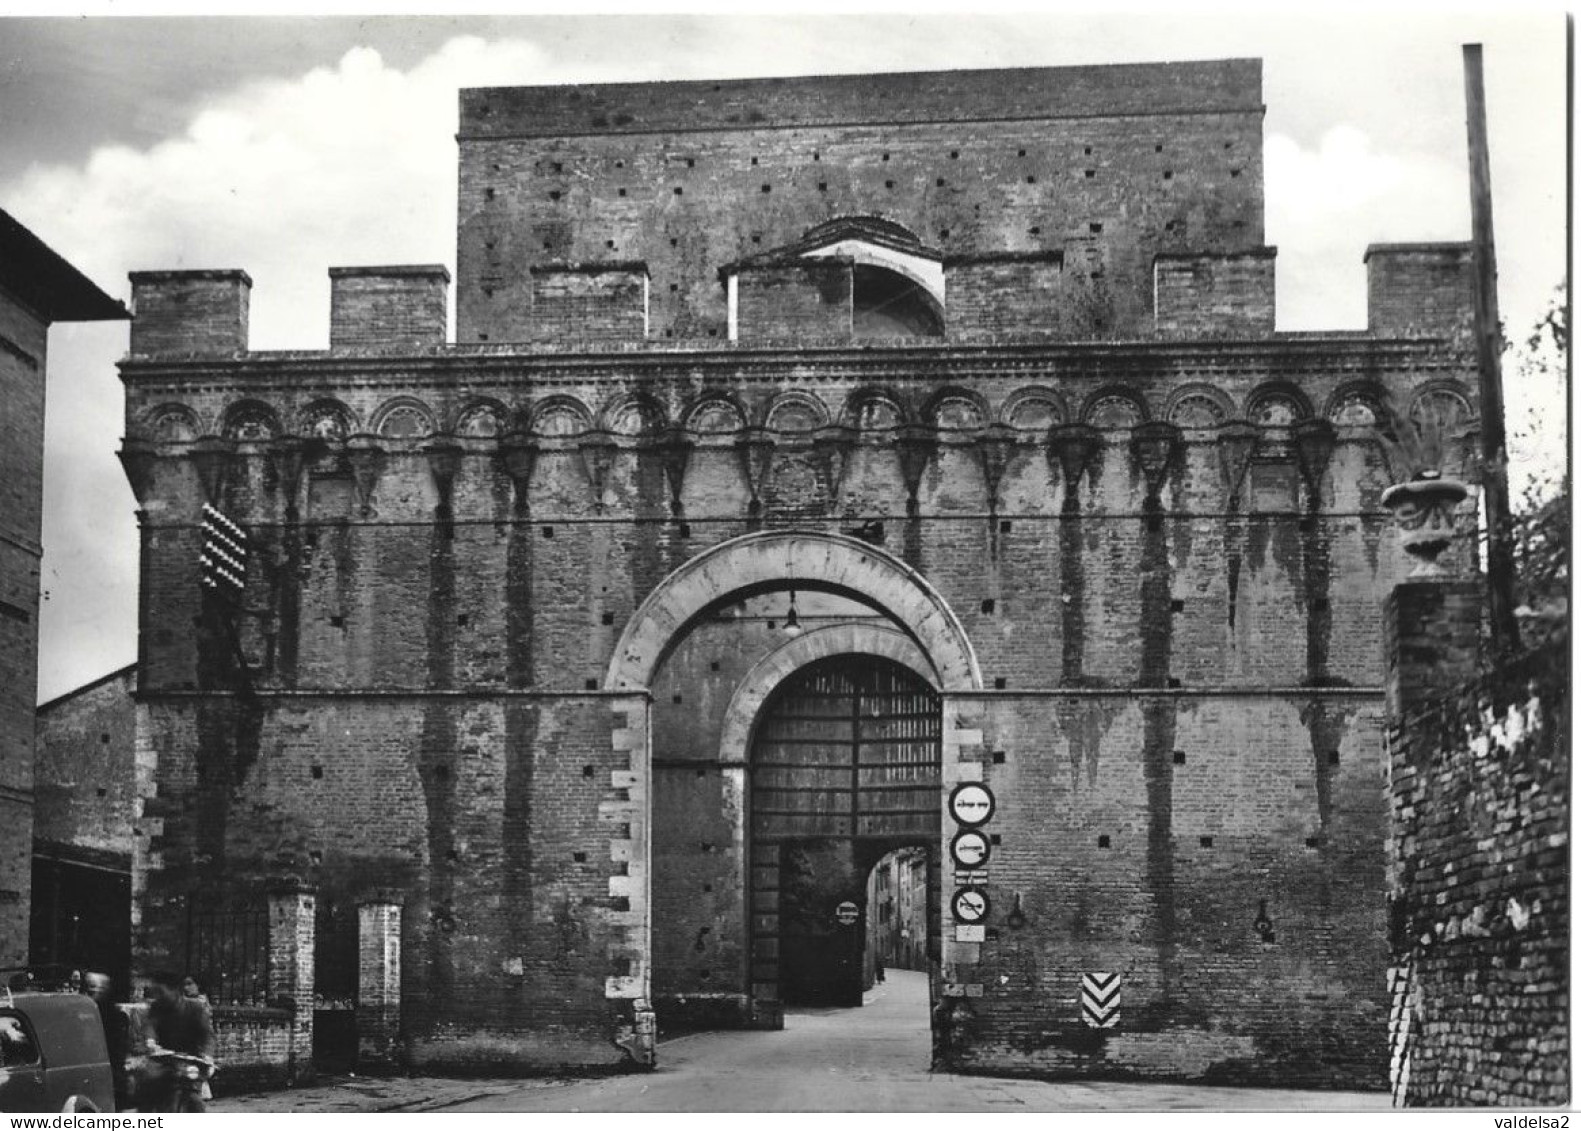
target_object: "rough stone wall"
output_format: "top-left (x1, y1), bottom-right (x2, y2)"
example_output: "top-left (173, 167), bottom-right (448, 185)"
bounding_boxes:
top-left (1385, 591), bottom-right (1569, 1107)
top-left (0, 287), bottom-right (47, 968)
top-left (34, 665), bottom-right (137, 861)
top-left (456, 61), bottom-right (1266, 343)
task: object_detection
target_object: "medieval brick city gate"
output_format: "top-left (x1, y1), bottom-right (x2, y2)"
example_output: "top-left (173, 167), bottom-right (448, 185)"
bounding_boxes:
top-left (118, 60), bottom-right (1480, 1086)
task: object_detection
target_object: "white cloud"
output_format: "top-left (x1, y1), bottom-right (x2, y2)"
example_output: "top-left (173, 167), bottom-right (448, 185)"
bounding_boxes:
top-left (1266, 126), bottom-right (1468, 330)
top-left (16, 36), bottom-right (552, 348)
top-left (25, 36), bottom-right (553, 700)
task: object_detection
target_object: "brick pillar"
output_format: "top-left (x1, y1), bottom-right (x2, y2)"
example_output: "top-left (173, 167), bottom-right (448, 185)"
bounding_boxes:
top-left (935, 697), bottom-right (987, 1069)
top-left (357, 898), bottom-right (402, 1071)
top-left (1383, 577), bottom-right (1481, 1106)
top-left (1384, 580), bottom-right (1483, 719)
top-left (605, 694), bottom-right (655, 1067)
top-left (268, 883), bottom-right (316, 1085)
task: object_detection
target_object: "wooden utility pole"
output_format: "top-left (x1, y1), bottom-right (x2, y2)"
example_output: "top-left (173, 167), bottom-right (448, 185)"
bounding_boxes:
top-left (1463, 43), bottom-right (1521, 654)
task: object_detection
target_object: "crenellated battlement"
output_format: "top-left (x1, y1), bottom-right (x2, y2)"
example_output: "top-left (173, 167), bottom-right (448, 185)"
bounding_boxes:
top-left (125, 241), bottom-right (1471, 357)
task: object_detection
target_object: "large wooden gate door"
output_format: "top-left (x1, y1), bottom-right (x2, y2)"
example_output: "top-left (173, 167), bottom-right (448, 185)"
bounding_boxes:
top-left (749, 656), bottom-right (940, 1007)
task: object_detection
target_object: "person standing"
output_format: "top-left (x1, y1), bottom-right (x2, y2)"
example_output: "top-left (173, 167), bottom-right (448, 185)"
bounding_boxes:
top-left (81, 972), bottom-right (130, 1111)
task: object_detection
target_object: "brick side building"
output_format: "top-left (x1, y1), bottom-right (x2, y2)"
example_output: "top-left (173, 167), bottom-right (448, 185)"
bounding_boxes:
top-left (0, 210), bottom-right (126, 970)
top-left (118, 60), bottom-right (1482, 1085)
top-left (31, 664), bottom-right (137, 992)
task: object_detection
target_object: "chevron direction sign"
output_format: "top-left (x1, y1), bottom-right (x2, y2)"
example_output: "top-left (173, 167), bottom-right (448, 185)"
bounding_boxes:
top-left (199, 504), bottom-right (249, 603)
top-left (1081, 972), bottom-right (1121, 1028)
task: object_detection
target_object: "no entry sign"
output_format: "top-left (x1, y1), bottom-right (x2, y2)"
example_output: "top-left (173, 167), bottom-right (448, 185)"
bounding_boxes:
top-left (834, 900), bottom-right (859, 926)
top-left (949, 782), bottom-right (995, 827)
top-left (951, 829), bottom-right (992, 869)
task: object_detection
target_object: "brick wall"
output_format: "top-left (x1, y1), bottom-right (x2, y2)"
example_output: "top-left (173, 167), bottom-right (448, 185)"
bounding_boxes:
top-left (123, 1001), bottom-right (296, 1096)
top-left (34, 665), bottom-right (137, 859)
top-left (0, 288), bottom-right (47, 968)
top-left (329, 267), bottom-right (449, 349)
top-left (525, 265), bottom-right (648, 344)
top-left (119, 333), bottom-right (1477, 1083)
top-left (1385, 586), bottom-right (1568, 1106)
top-left (456, 62), bottom-right (1265, 343)
top-left (733, 260), bottom-right (852, 339)
top-left (129, 271), bottom-right (251, 357)
top-left (938, 692), bottom-right (1389, 1086)
top-left (1365, 244), bottom-right (1474, 344)
top-left (1153, 250), bottom-right (1276, 337)
top-left (119, 59), bottom-right (1487, 1089)
top-left (945, 255), bottom-right (1067, 338)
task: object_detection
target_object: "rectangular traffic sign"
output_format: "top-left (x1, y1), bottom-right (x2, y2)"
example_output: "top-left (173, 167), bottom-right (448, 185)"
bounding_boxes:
top-left (1082, 972), bottom-right (1121, 1028)
top-left (955, 925), bottom-right (985, 943)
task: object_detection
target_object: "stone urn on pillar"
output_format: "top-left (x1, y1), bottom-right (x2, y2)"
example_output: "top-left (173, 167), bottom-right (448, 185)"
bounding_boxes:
top-left (1381, 470), bottom-right (1471, 578)
top-left (1378, 396), bottom-right (1474, 578)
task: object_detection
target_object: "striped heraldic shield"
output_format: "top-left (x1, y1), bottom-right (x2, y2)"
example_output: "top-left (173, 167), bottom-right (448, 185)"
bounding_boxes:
top-left (199, 503), bottom-right (249, 602)
top-left (1081, 972), bottom-right (1121, 1028)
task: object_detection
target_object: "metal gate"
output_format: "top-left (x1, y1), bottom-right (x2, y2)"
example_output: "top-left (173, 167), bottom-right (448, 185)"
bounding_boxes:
top-left (313, 896), bottom-right (359, 1073)
top-left (749, 656), bottom-right (941, 1007)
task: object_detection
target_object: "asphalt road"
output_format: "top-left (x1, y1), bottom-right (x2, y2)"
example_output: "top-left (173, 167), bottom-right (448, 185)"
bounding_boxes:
top-left (450, 969), bottom-right (1392, 1113)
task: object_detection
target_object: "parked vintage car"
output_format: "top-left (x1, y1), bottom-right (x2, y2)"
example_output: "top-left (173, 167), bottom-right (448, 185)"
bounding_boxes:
top-left (0, 983), bottom-right (116, 1113)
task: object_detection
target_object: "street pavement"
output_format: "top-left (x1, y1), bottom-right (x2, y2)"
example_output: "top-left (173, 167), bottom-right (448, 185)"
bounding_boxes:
top-left (469, 970), bottom-right (1387, 1113)
top-left (215, 970), bottom-right (1392, 1113)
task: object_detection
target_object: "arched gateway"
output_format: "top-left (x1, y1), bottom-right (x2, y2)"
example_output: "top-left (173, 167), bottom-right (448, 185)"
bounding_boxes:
top-left (604, 530), bottom-right (982, 694)
top-left (608, 531), bottom-right (980, 1029)
top-left (750, 655), bottom-right (941, 1007)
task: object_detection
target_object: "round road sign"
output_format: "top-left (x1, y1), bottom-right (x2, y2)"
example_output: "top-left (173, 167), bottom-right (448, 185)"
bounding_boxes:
top-left (949, 782), bottom-right (996, 827)
top-left (950, 829), bottom-right (992, 869)
top-left (951, 887), bottom-right (991, 924)
top-left (834, 900), bottom-right (860, 926)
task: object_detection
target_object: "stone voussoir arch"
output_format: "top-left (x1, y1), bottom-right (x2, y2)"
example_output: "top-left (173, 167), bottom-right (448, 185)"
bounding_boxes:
top-left (717, 624), bottom-right (938, 762)
top-left (605, 529), bottom-right (982, 693)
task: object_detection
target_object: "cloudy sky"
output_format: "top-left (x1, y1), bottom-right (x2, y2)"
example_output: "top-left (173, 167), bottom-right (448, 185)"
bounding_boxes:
top-left (1, 7), bottom-right (1568, 702)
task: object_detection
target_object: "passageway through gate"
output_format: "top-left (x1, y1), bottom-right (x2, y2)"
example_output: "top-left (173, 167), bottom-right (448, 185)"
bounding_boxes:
top-left (749, 656), bottom-right (941, 1009)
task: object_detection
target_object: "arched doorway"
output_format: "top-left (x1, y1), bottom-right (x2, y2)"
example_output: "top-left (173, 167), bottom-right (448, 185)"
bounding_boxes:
top-left (749, 656), bottom-right (941, 1007)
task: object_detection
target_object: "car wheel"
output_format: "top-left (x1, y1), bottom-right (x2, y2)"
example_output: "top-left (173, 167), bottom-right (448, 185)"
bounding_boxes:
top-left (62, 1096), bottom-right (101, 1113)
